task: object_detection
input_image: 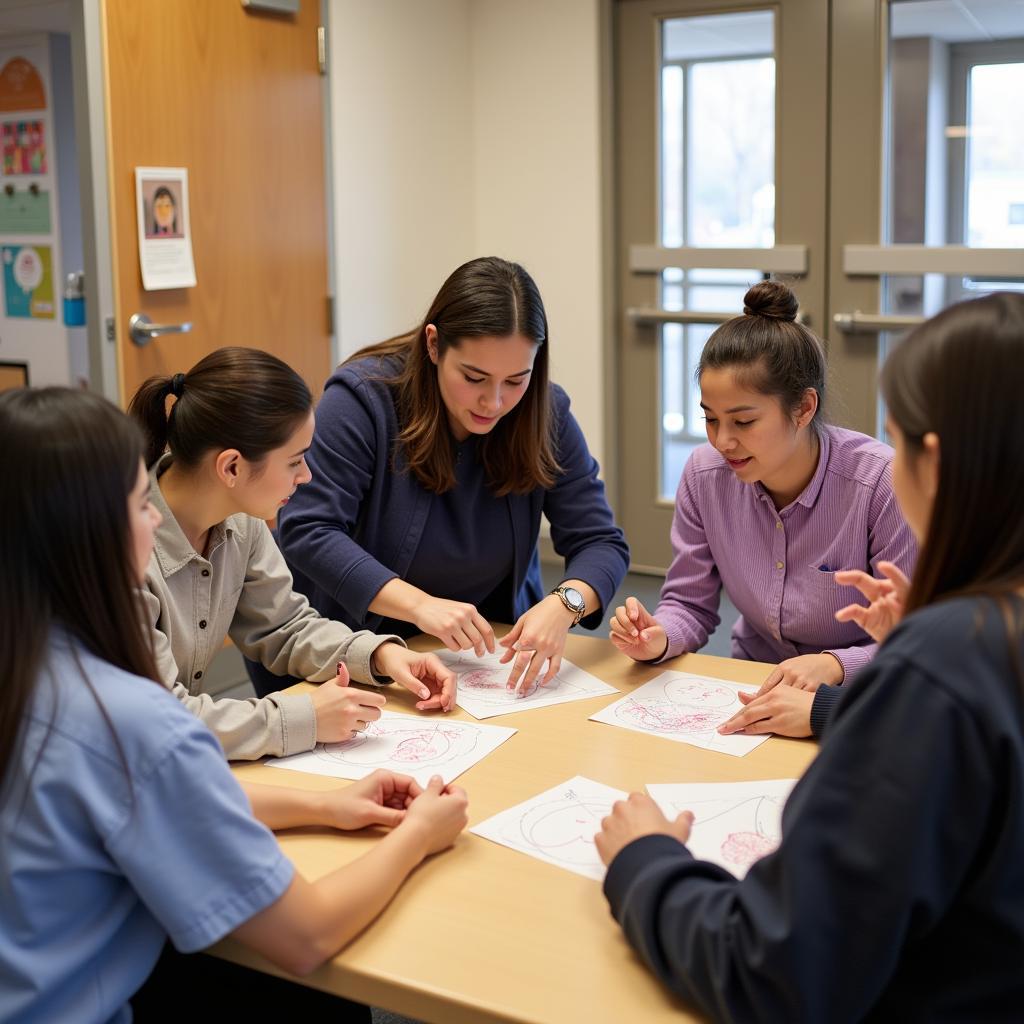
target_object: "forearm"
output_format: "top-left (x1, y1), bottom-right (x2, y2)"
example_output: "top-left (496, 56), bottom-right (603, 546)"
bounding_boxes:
top-left (241, 782), bottom-right (334, 831)
top-left (368, 577), bottom-right (433, 623)
top-left (232, 821), bottom-right (430, 976)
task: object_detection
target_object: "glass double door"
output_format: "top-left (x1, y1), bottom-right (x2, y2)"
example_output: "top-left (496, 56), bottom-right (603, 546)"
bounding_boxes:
top-left (616, 0), bottom-right (1024, 569)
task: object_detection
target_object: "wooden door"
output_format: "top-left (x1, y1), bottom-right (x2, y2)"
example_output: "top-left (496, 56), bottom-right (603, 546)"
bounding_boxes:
top-left (103, 0), bottom-right (330, 403)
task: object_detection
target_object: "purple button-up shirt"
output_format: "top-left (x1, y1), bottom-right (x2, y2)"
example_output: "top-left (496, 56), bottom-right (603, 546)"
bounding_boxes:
top-left (656, 425), bottom-right (917, 680)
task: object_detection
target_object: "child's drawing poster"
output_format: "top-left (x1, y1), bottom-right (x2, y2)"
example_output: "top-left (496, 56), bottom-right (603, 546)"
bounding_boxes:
top-left (471, 775), bottom-right (628, 881)
top-left (589, 671), bottom-right (769, 758)
top-left (265, 710), bottom-right (516, 788)
top-left (435, 648), bottom-right (618, 720)
top-left (647, 779), bottom-right (797, 878)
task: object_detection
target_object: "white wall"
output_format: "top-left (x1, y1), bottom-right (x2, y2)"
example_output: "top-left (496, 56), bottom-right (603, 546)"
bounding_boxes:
top-left (328, 0), bottom-right (607, 466)
top-left (470, 0), bottom-right (605, 465)
top-left (329, 0), bottom-right (476, 357)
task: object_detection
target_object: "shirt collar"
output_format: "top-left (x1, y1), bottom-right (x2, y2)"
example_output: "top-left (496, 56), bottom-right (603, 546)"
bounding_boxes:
top-left (753, 425), bottom-right (831, 513)
top-left (150, 455), bottom-right (231, 576)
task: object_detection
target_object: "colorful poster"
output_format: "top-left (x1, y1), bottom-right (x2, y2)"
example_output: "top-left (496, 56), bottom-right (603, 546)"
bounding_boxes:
top-left (2, 120), bottom-right (46, 174)
top-left (2, 244), bottom-right (54, 319)
top-left (0, 187), bottom-right (50, 233)
top-left (134, 166), bottom-right (196, 289)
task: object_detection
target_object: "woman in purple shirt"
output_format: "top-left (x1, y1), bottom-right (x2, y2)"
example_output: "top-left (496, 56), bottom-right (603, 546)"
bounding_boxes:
top-left (610, 281), bottom-right (916, 729)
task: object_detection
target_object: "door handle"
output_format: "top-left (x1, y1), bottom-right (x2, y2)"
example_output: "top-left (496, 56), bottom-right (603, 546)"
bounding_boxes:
top-left (129, 313), bottom-right (193, 347)
top-left (832, 311), bottom-right (925, 334)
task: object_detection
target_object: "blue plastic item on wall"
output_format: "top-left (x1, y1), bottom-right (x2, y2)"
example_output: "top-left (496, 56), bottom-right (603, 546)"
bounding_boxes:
top-left (63, 271), bottom-right (85, 326)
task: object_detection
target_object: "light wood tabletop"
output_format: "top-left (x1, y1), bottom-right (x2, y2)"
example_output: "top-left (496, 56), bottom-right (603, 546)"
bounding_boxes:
top-left (214, 632), bottom-right (818, 1023)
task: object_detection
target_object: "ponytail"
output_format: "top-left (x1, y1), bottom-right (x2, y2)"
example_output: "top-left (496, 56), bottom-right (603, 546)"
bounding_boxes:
top-left (128, 347), bottom-right (313, 470)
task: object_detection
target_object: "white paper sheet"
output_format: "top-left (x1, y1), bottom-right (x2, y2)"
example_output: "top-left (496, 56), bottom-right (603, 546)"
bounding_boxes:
top-left (646, 779), bottom-right (797, 877)
top-left (470, 775), bottom-right (628, 880)
top-left (265, 710), bottom-right (516, 788)
top-left (589, 671), bottom-right (768, 757)
top-left (434, 648), bottom-right (618, 720)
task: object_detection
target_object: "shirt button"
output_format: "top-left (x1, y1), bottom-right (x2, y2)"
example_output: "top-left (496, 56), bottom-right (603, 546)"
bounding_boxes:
top-left (194, 671), bottom-right (203, 680)
top-left (201, 569), bottom-right (210, 577)
top-left (776, 561), bottom-right (784, 570)
top-left (776, 521), bottom-right (783, 529)
top-left (199, 619), bottom-right (207, 629)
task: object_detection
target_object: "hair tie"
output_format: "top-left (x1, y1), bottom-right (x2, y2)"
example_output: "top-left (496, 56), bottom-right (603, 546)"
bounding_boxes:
top-left (170, 373), bottom-right (186, 398)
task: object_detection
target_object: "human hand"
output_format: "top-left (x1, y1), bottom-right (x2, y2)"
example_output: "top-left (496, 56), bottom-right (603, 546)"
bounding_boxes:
top-left (595, 792), bottom-right (693, 866)
top-left (319, 770), bottom-right (420, 830)
top-left (608, 596), bottom-right (668, 662)
top-left (498, 595), bottom-right (573, 694)
top-left (414, 597), bottom-right (496, 657)
top-left (717, 685), bottom-right (815, 738)
top-left (372, 642), bottom-right (457, 711)
top-left (310, 672), bottom-right (386, 742)
top-left (834, 561), bottom-right (910, 643)
top-left (400, 775), bottom-right (469, 857)
top-left (755, 652), bottom-right (844, 697)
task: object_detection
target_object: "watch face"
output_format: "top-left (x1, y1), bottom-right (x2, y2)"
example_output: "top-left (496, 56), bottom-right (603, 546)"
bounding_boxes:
top-left (563, 587), bottom-right (584, 611)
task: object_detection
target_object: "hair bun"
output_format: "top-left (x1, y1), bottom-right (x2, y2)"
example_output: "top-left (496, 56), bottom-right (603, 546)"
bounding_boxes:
top-left (743, 281), bottom-right (799, 322)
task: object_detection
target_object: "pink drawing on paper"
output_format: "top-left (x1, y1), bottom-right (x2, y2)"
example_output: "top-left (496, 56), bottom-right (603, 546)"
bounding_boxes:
top-left (316, 720), bottom-right (478, 771)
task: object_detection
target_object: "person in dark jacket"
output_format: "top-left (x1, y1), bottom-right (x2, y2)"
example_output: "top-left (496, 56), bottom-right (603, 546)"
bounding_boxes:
top-left (596, 291), bottom-right (1024, 1022)
top-left (267, 256), bottom-right (628, 697)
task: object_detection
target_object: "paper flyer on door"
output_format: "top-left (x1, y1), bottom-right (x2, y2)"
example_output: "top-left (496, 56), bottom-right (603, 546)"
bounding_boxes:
top-left (135, 166), bottom-right (196, 290)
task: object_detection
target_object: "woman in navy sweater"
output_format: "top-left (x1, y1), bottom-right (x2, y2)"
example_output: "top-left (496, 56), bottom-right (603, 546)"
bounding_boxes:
top-left (596, 292), bottom-right (1024, 1021)
top-left (274, 257), bottom-right (628, 695)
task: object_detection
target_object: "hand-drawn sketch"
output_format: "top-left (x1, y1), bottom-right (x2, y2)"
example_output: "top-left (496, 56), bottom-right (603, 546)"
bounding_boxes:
top-left (647, 779), bottom-right (797, 877)
top-left (471, 775), bottom-right (628, 880)
top-left (589, 672), bottom-right (769, 757)
top-left (266, 710), bottom-right (516, 788)
top-left (435, 649), bottom-right (618, 720)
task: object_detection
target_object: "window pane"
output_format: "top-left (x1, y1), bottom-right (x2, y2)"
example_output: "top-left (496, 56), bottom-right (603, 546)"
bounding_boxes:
top-left (658, 10), bottom-right (776, 499)
top-left (966, 62), bottom-right (1024, 247)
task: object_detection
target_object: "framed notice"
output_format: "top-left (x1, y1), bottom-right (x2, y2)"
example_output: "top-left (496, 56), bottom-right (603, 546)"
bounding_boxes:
top-left (134, 166), bottom-right (197, 290)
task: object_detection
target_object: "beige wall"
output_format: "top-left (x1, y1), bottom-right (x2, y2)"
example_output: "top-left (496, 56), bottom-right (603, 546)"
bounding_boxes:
top-left (328, 0), bottom-right (608, 466)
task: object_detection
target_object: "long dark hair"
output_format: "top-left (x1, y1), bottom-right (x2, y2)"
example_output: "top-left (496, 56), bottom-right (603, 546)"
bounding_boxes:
top-left (697, 280), bottom-right (827, 429)
top-left (881, 292), bottom-right (1024, 615)
top-left (347, 256), bottom-right (559, 495)
top-left (128, 346), bottom-right (313, 469)
top-left (0, 388), bottom-right (159, 796)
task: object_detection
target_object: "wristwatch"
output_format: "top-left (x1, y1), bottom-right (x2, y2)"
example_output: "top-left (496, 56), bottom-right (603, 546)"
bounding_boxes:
top-left (551, 584), bottom-right (586, 626)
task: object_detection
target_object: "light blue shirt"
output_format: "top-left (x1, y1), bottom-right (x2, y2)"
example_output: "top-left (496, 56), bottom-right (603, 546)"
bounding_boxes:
top-left (0, 632), bottom-right (294, 1023)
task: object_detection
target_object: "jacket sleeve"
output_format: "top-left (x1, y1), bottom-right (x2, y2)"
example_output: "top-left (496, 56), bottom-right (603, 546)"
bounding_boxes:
top-left (653, 456), bottom-right (723, 659)
top-left (139, 577), bottom-right (321, 760)
top-left (823, 465), bottom-right (918, 681)
top-left (542, 388), bottom-right (629, 627)
top-left (276, 373), bottom-right (399, 622)
top-left (603, 656), bottom-right (993, 1023)
top-left (230, 518), bottom-right (405, 686)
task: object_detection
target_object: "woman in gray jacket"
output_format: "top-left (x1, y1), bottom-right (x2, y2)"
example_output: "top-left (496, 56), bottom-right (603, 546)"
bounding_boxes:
top-left (129, 346), bottom-right (456, 761)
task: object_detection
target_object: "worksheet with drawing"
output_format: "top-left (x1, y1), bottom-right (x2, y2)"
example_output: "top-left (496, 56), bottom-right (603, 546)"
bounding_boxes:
top-left (647, 779), bottom-right (797, 877)
top-left (589, 672), bottom-right (769, 757)
top-left (434, 648), bottom-right (618, 720)
top-left (471, 775), bottom-right (628, 881)
top-left (265, 711), bottom-right (516, 788)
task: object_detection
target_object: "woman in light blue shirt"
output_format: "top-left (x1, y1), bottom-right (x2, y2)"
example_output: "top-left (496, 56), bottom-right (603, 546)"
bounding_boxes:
top-left (0, 387), bottom-right (469, 1022)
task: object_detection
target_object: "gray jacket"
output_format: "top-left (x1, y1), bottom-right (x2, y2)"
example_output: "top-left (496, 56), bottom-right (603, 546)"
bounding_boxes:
top-left (143, 461), bottom-right (402, 760)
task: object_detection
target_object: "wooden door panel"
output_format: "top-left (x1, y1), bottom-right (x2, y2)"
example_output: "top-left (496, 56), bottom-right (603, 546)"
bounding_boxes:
top-left (103, 0), bottom-right (330, 403)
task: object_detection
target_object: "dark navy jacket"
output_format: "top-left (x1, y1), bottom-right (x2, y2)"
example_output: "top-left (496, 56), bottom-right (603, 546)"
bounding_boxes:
top-left (604, 594), bottom-right (1024, 1022)
top-left (277, 356), bottom-right (629, 633)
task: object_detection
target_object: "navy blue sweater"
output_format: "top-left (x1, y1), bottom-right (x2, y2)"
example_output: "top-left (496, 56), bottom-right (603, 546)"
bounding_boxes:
top-left (604, 595), bottom-right (1024, 1022)
top-left (277, 356), bottom-right (629, 633)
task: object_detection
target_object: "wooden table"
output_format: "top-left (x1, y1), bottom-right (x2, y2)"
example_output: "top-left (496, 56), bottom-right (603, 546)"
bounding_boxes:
top-left (215, 633), bottom-right (818, 1023)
